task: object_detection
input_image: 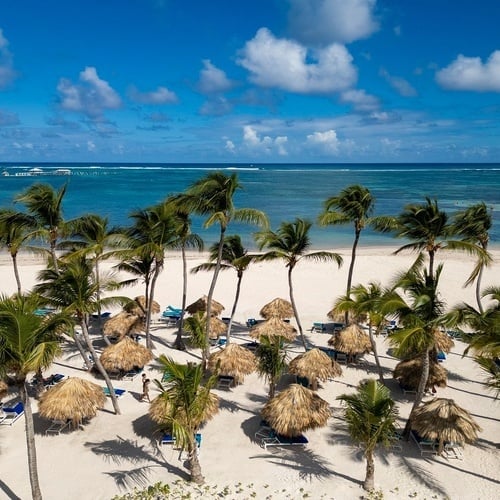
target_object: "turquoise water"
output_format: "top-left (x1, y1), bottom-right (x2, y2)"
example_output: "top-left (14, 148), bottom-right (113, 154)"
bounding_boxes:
top-left (0, 163), bottom-right (498, 249)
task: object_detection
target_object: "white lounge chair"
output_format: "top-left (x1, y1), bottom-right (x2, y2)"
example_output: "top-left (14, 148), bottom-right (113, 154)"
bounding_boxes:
top-left (0, 401), bottom-right (24, 426)
top-left (46, 419), bottom-right (70, 435)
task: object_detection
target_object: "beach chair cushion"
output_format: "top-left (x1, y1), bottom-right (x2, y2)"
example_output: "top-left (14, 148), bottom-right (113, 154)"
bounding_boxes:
top-left (0, 401), bottom-right (25, 425)
top-left (103, 387), bottom-right (126, 398)
top-left (411, 430), bottom-right (436, 456)
top-left (160, 433), bottom-right (176, 445)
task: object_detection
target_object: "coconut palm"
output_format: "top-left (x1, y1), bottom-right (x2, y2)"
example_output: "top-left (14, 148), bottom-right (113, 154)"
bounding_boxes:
top-left (0, 292), bottom-right (70, 500)
top-left (255, 335), bottom-right (289, 399)
top-left (337, 379), bottom-right (399, 491)
top-left (183, 312), bottom-right (210, 353)
top-left (176, 172), bottom-right (268, 365)
top-left (255, 218), bottom-right (343, 350)
top-left (191, 235), bottom-right (254, 343)
top-left (451, 202), bottom-right (493, 312)
top-left (34, 257), bottom-right (129, 415)
top-left (15, 182), bottom-right (68, 274)
top-left (152, 356), bottom-right (219, 484)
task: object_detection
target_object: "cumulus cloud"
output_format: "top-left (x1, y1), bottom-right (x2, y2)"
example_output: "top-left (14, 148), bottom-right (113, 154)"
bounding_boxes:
top-left (243, 125), bottom-right (288, 155)
top-left (0, 29), bottom-right (18, 89)
top-left (340, 89), bottom-right (379, 111)
top-left (57, 66), bottom-right (122, 118)
top-left (287, 0), bottom-right (379, 45)
top-left (379, 68), bottom-right (417, 97)
top-left (436, 51), bottom-right (500, 92)
top-left (306, 129), bottom-right (340, 153)
top-left (238, 28), bottom-right (357, 94)
top-left (198, 60), bottom-right (234, 93)
top-left (225, 139), bottom-right (236, 153)
top-left (128, 85), bottom-right (178, 104)
top-left (0, 110), bottom-right (19, 126)
top-left (199, 96), bottom-right (233, 116)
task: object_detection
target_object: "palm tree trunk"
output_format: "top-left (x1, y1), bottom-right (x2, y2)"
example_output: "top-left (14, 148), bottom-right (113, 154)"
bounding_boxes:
top-left (74, 331), bottom-right (93, 371)
top-left (145, 264), bottom-right (162, 349)
top-left (226, 272), bottom-right (243, 343)
top-left (94, 259), bottom-right (110, 346)
top-left (80, 320), bottom-right (121, 415)
top-left (288, 266), bottom-right (307, 351)
top-left (188, 443), bottom-right (204, 484)
top-left (368, 324), bottom-right (384, 384)
top-left (20, 381), bottom-right (43, 500)
top-left (428, 249), bottom-right (435, 281)
top-left (345, 228), bottom-right (361, 324)
top-left (11, 252), bottom-right (22, 295)
top-left (475, 242), bottom-right (487, 313)
top-left (50, 234), bottom-right (59, 274)
top-left (363, 449), bottom-right (375, 491)
top-left (174, 245), bottom-right (188, 350)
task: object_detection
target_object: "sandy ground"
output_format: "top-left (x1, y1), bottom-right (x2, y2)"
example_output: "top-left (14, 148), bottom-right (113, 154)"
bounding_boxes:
top-left (0, 247), bottom-right (499, 500)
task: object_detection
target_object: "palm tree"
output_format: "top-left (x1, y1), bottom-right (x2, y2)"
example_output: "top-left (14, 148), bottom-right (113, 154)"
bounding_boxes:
top-left (34, 257), bottom-right (128, 414)
top-left (153, 356), bottom-right (219, 484)
top-left (183, 312), bottom-right (209, 352)
top-left (451, 202), bottom-right (493, 312)
top-left (191, 235), bottom-right (254, 343)
top-left (0, 209), bottom-right (37, 294)
top-left (15, 182), bottom-right (68, 274)
top-left (255, 336), bottom-right (289, 399)
top-left (333, 282), bottom-right (387, 383)
top-left (255, 218), bottom-right (343, 350)
top-left (337, 379), bottom-right (398, 491)
top-left (177, 172), bottom-right (268, 364)
top-left (0, 293), bottom-right (71, 500)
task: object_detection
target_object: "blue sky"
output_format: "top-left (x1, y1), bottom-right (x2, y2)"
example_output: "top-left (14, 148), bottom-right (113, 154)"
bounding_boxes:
top-left (0, 0), bottom-right (499, 163)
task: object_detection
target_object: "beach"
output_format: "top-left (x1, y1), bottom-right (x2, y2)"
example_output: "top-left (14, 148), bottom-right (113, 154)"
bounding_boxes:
top-left (0, 247), bottom-right (499, 500)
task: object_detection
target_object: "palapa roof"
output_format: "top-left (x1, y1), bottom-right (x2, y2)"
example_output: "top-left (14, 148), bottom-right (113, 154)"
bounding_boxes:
top-left (38, 377), bottom-right (106, 425)
top-left (328, 324), bottom-right (371, 355)
top-left (103, 311), bottom-right (143, 339)
top-left (124, 296), bottom-right (161, 317)
top-left (0, 379), bottom-right (8, 399)
top-left (433, 329), bottom-right (455, 353)
top-left (288, 348), bottom-right (343, 383)
top-left (259, 298), bottom-right (294, 319)
top-left (261, 384), bottom-right (331, 437)
top-left (394, 357), bottom-right (448, 390)
top-left (412, 398), bottom-right (482, 444)
top-left (249, 316), bottom-right (297, 342)
top-left (208, 343), bottom-right (257, 382)
top-left (100, 336), bottom-right (153, 372)
top-left (207, 316), bottom-right (228, 339)
top-left (185, 295), bottom-right (224, 316)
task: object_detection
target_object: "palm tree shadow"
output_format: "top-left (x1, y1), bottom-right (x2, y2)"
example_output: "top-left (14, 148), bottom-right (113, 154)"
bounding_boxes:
top-left (0, 478), bottom-right (22, 500)
top-left (397, 456), bottom-right (449, 497)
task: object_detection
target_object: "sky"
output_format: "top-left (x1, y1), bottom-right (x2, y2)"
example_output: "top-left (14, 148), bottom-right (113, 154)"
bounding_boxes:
top-left (0, 0), bottom-right (499, 164)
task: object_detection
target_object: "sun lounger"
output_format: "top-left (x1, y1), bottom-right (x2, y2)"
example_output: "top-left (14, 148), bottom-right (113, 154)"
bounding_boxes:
top-left (336, 352), bottom-right (348, 364)
top-left (0, 401), bottom-right (25, 425)
top-left (122, 367), bottom-right (143, 381)
top-left (102, 387), bottom-right (126, 398)
top-left (241, 341), bottom-right (259, 352)
top-left (260, 432), bottom-right (308, 450)
top-left (160, 433), bottom-right (176, 445)
top-left (399, 380), bottom-right (417, 395)
top-left (217, 375), bottom-right (234, 389)
top-left (45, 419), bottom-right (70, 435)
top-left (444, 441), bottom-right (463, 459)
top-left (411, 430), bottom-right (437, 456)
top-left (43, 373), bottom-right (65, 388)
top-left (312, 322), bottom-right (327, 333)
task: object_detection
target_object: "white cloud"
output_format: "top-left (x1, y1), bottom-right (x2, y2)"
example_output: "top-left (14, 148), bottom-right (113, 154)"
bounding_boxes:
top-left (0, 29), bottom-right (17, 89)
top-left (379, 68), bottom-right (417, 97)
top-left (198, 60), bottom-right (233, 93)
top-left (128, 85), bottom-right (178, 104)
top-left (225, 139), bottom-right (235, 153)
top-left (87, 140), bottom-right (96, 151)
top-left (287, 0), bottom-right (379, 45)
top-left (306, 129), bottom-right (340, 153)
top-left (243, 125), bottom-right (288, 155)
top-left (340, 89), bottom-right (379, 111)
top-left (238, 28), bottom-right (357, 94)
top-left (199, 96), bottom-right (233, 116)
top-left (436, 51), bottom-right (500, 92)
top-left (57, 66), bottom-right (122, 118)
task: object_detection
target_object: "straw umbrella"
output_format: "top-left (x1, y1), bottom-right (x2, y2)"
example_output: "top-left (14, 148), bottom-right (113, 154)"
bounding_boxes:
top-left (260, 298), bottom-right (294, 320)
top-left (434, 329), bottom-right (455, 353)
top-left (103, 311), bottom-right (143, 340)
top-left (288, 348), bottom-right (343, 390)
top-left (261, 383), bottom-right (331, 437)
top-left (394, 357), bottom-right (447, 391)
top-left (186, 295), bottom-right (224, 316)
top-left (38, 377), bottom-right (106, 427)
top-left (250, 316), bottom-right (297, 342)
top-left (328, 324), bottom-right (371, 358)
top-left (208, 343), bottom-right (257, 383)
top-left (124, 296), bottom-right (161, 317)
top-left (100, 336), bottom-right (153, 373)
top-left (207, 316), bottom-right (227, 340)
top-left (411, 398), bottom-right (482, 455)
top-left (0, 379), bottom-right (8, 400)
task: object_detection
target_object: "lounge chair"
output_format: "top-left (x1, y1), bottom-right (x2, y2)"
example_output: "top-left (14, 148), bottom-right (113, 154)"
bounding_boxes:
top-left (241, 341), bottom-right (259, 352)
top-left (45, 419), bottom-right (70, 435)
top-left (217, 375), bottom-right (234, 389)
top-left (437, 351), bottom-right (446, 362)
top-left (43, 373), bottom-right (65, 388)
top-left (336, 352), bottom-right (348, 364)
top-left (0, 401), bottom-right (24, 425)
top-left (102, 387), bottom-right (127, 398)
top-left (312, 322), bottom-right (326, 333)
top-left (160, 433), bottom-right (176, 446)
top-left (399, 380), bottom-right (417, 395)
top-left (411, 430), bottom-right (436, 456)
top-left (260, 431), bottom-right (308, 450)
top-left (122, 367), bottom-right (143, 381)
top-left (444, 441), bottom-right (464, 459)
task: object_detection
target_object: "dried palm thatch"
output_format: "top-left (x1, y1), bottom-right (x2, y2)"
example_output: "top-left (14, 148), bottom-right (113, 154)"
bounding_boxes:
top-left (328, 324), bottom-right (371, 355)
top-left (394, 357), bottom-right (448, 391)
top-left (288, 348), bottom-right (342, 390)
top-left (38, 377), bottom-right (106, 426)
top-left (434, 329), bottom-right (455, 353)
top-left (261, 384), bottom-right (331, 437)
top-left (412, 398), bottom-right (482, 454)
top-left (260, 298), bottom-right (294, 319)
top-left (100, 336), bottom-right (153, 372)
top-left (124, 296), bottom-right (161, 317)
top-left (103, 311), bottom-right (143, 340)
top-left (207, 316), bottom-right (228, 339)
top-left (326, 307), bottom-right (346, 323)
top-left (249, 316), bottom-right (297, 342)
top-left (208, 343), bottom-right (257, 383)
top-left (0, 379), bottom-right (8, 399)
top-left (185, 295), bottom-right (224, 316)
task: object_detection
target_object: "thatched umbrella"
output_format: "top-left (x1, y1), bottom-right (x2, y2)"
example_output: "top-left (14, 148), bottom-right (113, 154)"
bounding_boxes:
top-left (261, 384), bottom-right (331, 437)
top-left (103, 311), bottom-right (143, 340)
top-left (260, 298), bottom-right (294, 320)
top-left (38, 377), bottom-right (106, 427)
top-left (327, 307), bottom-right (367, 324)
top-left (328, 324), bottom-right (371, 356)
top-left (185, 295), bottom-right (224, 316)
top-left (208, 343), bottom-right (257, 383)
top-left (207, 316), bottom-right (228, 340)
top-left (100, 336), bottom-right (153, 373)
top-left (288, 348), bottom-right (343, 390)
top-left (411, 398), bottom-right (482, 455)
top-left (124, 296), bottom-right (161, 317)
top-left (394, 357), bottom-right (448, 391)
top-left (434, 329), bottom-right (455, 353)
top-left (0, 379), bottom-right (8, 400)
top-left (250, 316), bottom-right (297, 342)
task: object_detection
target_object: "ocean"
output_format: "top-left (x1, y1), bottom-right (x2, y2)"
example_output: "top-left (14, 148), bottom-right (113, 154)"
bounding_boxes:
top-left (0, 162), bottom-right (499, 250)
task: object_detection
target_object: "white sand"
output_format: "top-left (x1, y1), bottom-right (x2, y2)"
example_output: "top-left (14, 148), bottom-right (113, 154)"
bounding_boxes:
top-left (0, 248), bottom-right (499, 500)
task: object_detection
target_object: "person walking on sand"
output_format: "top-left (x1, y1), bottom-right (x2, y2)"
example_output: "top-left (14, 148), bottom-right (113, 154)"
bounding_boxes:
top-left (140, 373), bottom-right (151, 402)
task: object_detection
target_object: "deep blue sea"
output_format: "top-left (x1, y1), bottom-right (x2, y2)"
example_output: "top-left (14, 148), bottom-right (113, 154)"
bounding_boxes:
top-left (1, 163), bottom-right (498, 250)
